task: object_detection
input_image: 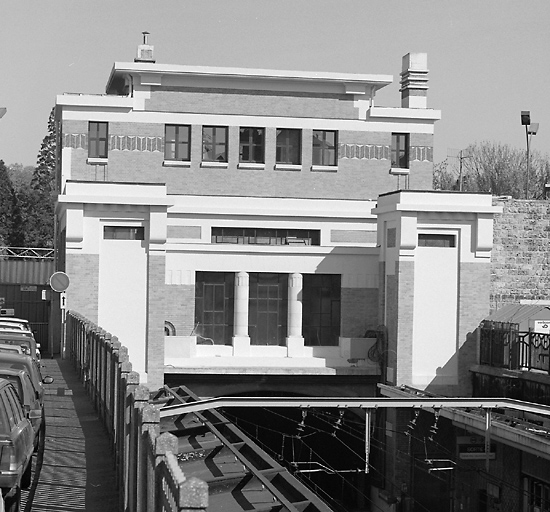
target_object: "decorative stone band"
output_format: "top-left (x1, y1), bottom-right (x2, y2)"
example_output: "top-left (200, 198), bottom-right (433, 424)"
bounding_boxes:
top-left (63, 133), bottom-right (164, 152)
top-left (339, 143), bottom-right (433, 162)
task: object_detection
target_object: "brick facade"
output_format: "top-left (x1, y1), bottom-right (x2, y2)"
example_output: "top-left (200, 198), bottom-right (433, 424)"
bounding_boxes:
top-left (65, 253), bottom-right (99, 322)
top-left (491, 198), bottom-right (550, 310)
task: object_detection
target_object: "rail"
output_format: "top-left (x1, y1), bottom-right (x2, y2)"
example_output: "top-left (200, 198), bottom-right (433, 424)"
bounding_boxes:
top-left (479, 320), bottom-right (550, 374)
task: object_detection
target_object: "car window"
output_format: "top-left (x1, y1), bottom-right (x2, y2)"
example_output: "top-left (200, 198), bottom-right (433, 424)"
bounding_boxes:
top-left (0, 375), bottom-right (23, 401)
top-left (6, 388), bottom-right (23, 424)
top-left (0, 391), bottom-right (16, 430)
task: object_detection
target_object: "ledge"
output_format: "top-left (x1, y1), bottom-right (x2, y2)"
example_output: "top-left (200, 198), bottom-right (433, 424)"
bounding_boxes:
top-left (275, 164), bottom-right (301, 171)
top-left (237, 163), bottom-right (265, 170)
top-left (311, 165), bottom-right (338, 173)
top-left (86, 157), bottom-right (108, 166)
top-left (200, 161), bottom-right (228, 169)
top-left (163, 160), bottom-right (191, 168)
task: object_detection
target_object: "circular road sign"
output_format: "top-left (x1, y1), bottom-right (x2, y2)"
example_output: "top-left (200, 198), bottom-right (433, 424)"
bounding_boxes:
top-left (50, 271), bottom-right (70, 292)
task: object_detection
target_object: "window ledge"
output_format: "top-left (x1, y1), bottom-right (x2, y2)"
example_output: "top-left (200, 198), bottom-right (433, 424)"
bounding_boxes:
top-left (311, 165), bottom-right (338, 173)
top-left (163, 160), bottom-right (191, 168)
top-left (238, 163), bottom-right (265, 170)
top-left (201, 161), bottom-right (228, 168)
top-left (389, 167), bottom-right (410, 175)
top-left (87, 157), bottom-right (108, 166)
top-left (275, 164), bottom-right (302, 171)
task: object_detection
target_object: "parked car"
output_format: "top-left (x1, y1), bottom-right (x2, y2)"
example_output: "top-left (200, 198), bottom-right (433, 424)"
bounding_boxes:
top-left (0, 378), bottom-right (34, 512)
top-left (0, 320), bottom-right (30, 332)
top-left (0, 354), bottom-right (53, 405)
top-left (0, 369), bottom-right (45, 452)
top-left (0, 332), bottom-right (39, 361)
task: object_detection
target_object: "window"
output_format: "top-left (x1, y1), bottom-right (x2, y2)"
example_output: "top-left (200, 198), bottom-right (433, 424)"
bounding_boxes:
top-left (211, 227), bottom-right (320, 246)
top-left (165, 125), bottom-right (191, 161)
top-left (391, 133), bottom-right (409, 168)
top-left (276, 129), bottom-right (301, 165)
top-left (302, 274), bottom-right (341, 346)
top-left (104, 226), bottom-right (145, 240)
top-left (194, 272), bottom-right (234, 345)
top-left (239, 127), bottom-right (265, 163)
top-left (202, 126), bottom-right (228, 162)
top-left (248, 273), bottom-right (288, 346)
top-left (312, 130), bottom-right (337, 166)
top-left (88, 122), bottom-right (109, 159)
top-left (418, 234), bottom-right (456, 248)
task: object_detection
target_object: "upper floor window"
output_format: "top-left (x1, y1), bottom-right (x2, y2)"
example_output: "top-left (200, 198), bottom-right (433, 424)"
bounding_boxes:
top-left (312, 130), bottom-right (337, 166)
top-left (165, 125), bottom-right (191, 161)
top-left (239, 127), bottom-right (265, 164)
top-left (202, 126), bottom-right (228, 162)
top-left (276, 129), bottom-right (301, 165)
top-left (104, 226), bottom-right (145, 240)
top-left (88, 122), bottom-right (108, 159)
top-left (391, 133), bottom-right (409, 168)
top-left (212, 227), bottom-right (320, 246)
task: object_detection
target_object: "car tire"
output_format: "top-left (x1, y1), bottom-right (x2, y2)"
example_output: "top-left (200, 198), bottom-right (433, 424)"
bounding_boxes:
top-left (4, 487), bottom-right (20, 512)
top-left (21, 460), bottom-right (32, 490)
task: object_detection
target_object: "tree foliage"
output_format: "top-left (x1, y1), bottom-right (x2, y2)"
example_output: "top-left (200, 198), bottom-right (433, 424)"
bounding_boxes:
top-left (2, 107), bottom-right (57, 249)
top-left (433, 142), bottom-right (550, 199)
top-left (0, 160), bottom-right (20, 246)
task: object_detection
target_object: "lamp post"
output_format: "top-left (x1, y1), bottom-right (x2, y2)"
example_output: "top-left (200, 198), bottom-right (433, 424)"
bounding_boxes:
top-left (521, 111), bottom-right (539, 199)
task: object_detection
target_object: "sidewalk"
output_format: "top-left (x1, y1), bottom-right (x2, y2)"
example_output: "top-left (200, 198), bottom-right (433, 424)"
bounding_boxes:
top-left (22, 357), bottom-right (119, 511)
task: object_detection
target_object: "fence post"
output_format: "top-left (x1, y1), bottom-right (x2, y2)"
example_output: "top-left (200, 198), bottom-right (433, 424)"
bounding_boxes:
top-left (122, 370), bottom-right (140, 512)
top-left (139, 403), bottom-right (160, 512)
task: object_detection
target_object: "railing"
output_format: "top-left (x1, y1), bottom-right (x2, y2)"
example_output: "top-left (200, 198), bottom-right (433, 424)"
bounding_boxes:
top-left (0, 246), bottom-right (54, 259)
top-left (479, 320), bottom-right (550, 374)
top-left (66, 311), bottom-right (208, 512)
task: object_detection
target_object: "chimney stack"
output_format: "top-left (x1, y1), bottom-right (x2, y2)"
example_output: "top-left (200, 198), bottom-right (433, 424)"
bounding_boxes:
top-left (400, 53), bottom-right (428, 108)
top-left (135, 31), bottom-right (155, 63)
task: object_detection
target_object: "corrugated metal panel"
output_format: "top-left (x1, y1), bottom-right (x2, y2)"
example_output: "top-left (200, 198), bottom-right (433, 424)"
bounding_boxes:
top-left (0, 260), bottom-right (55, 285)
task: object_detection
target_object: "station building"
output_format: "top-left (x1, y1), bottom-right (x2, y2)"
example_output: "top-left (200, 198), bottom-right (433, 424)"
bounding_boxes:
top-left (54, 40), bottom-right (528, 510)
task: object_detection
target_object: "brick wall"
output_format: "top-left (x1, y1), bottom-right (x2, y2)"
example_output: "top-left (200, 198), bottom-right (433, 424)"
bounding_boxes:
top-left (164, 284), bottom-right (195, 336)
top-left (146, 87), bottom-right (358, 119)
top-left (491, 198), bottom-right (550, 310)
top-left (146, 253), bottom-right (165, 389)
top-left (341, 288), bottom-right (378, 337)
top-left (66, 253), bottom-right (99, 322)
top-left (61, 122), bottom-right (434, 199)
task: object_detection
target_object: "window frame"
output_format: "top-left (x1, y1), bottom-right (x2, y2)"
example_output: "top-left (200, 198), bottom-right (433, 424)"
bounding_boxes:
top-left (164, 124), bottom-right (191, 162)
top-left (202, 126), bottom-right (229, 163)
top-left (88, 121), bottom-right (109, 159)
top-left (391, 133), bottom-right (409, 169)
top-left (239, 127), bottom-right (265, 164)
top-left (312, 130), bottom-right (338, 167)
top-left (276, 128), bottom-right (302, 166)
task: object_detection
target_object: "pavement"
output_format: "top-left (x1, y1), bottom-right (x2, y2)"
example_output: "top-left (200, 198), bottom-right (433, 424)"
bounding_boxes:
top-left (21, 357), bottom-right (119, 511)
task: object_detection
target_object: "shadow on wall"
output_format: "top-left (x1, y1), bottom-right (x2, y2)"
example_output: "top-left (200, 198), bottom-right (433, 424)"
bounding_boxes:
top-left (424, 329), bottom-right (479, 396)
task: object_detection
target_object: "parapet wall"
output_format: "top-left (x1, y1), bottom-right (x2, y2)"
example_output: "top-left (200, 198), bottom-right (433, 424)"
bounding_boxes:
top-left (491, 198), bottom-right (550, 311)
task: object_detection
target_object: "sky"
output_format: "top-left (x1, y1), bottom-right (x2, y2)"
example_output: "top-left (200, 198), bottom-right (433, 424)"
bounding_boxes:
top-left (1, 0), bottom-right (549, 168)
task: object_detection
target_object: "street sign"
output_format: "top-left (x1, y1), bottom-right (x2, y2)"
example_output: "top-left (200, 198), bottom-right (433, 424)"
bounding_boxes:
top-left (50, 272), bottom-right (70, 292)
top-left (60, 292), bottom-right (67, 310)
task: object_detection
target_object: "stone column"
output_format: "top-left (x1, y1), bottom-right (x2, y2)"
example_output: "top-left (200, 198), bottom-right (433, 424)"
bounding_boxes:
top-left (286, 273), bottom-right (305, 357)
top-left (232, 271), bottom-right (250, 356)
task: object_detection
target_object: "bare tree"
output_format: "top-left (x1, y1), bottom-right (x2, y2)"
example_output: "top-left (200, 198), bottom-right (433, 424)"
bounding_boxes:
top-left (434, 142), bottom-right (550, 199)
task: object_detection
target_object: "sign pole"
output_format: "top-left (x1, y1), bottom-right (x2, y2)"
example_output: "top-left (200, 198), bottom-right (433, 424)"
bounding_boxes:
top-left (49, 272), bottom-right (70, 359)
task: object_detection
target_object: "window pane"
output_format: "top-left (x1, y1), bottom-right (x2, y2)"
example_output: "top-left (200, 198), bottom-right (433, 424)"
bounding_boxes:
top-left (276, 129), bottom-right (301, 164)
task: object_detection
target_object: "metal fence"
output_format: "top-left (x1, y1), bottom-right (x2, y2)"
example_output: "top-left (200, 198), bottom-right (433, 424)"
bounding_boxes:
top-left (479, 320), bottom-right (550, 374)
top-left (66, 311), bottom-right (208, 512)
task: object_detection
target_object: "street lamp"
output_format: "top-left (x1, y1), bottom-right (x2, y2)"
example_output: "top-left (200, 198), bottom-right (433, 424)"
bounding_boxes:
top-left (521, 111), bottom-right (539, 199)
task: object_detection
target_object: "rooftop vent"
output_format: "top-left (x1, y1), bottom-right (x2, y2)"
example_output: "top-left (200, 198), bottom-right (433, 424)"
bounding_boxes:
top-left (135, 31), bottom-right (155, 63)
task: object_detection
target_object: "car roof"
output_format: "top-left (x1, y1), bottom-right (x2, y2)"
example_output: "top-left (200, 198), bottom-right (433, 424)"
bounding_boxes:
top-left (0, 317), bottom-right (29, 322)
top-left (0, 331), bottom-right (34, 339)
top-left (0, 353), bottom-right (36, 365)
top-left (0, 368), bottom-right (26, 379)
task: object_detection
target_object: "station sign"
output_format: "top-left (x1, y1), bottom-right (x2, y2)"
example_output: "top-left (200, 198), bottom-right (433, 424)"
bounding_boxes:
top-left (457, 436), bottom-right (496, 460)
